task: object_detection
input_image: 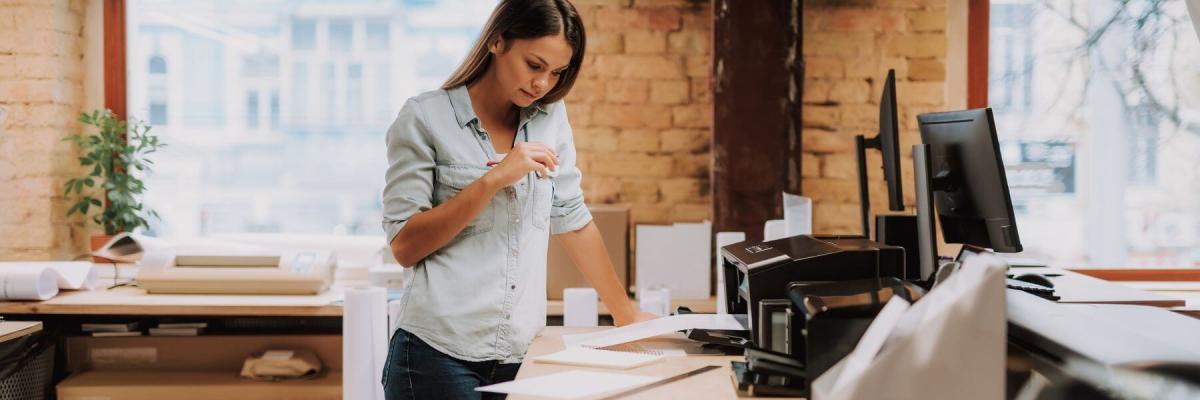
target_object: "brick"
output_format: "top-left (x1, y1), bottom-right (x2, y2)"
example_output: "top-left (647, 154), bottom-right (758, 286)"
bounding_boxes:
top-left (667, 31), bottom-right (708, 55)
top-left (604, 79), bottom-right (649, 104)
top-left (896, 81), bottom-right (944, 105)
top-left (574, 127), bottom-right (619, 151)
top-left (659, 178), bottom-right (704, 204)
top-left (593, 103), bottom-right (672, 128)
top-left (584, 176), bottom-right (623, 203)
top-left (589, 153), bottom-right (674, 177)
top-left (805, 57), bottom-right (843, 79)
top-left (587, 32), bottom-right (624, 55)
top-left (649, 79), bottom-right (689, 105)
top-left (569, 102), bottom-right (593, 128)
top-left (671, 104), bottom-right (710, 128)
top-left (802, 80), bottom-right (832, 103)
top-left (907, 58), bottom-right (945, 81)
top-left (801, 129), bottom-right (853, 153)
top-left (689, 77), bottom-right (710, 103)
top-left (625, 30), bottom-right (667, 54)
top-left (680, 3), bottom-right (711, 31)
top-left (640, 6), bottom-right (682, 31)
top-left (660, 128), bottom-right (708, 153)
top-left (593, 54), bottom-right (685, 79)
top-left (801, 153), bottom-right (820, 178)
top-left (567, 80), bottom-right (603, 103)
top-left (671, 202), bottom-right (711, 222)
top-left (801, 105), bottom-right (839, 129)
top-left (802, 178), bottom-right (859, 204)
top-left (685, 55), bottom-right (709, 78)
top-left (618, 129), bottom-right (660, 152)
top-left (840, 102), bottom-right (879, 130)
top-left (820, 153), bottom-right (858, 180)
top-left (595, 7), bottom-right (640, 31)
top-left (803, 32), bottom-right (874, 57)
top-left (0, 8), bottom-right (14, 31)
top-left (620, 178), bottom-right (660, 202)
top-left (829, 80), bottom-right (871, 104)
top-left (826, 9), bottom-right (906, 32)
top-left (884, 33), bottom-right (946, 59)
top-left (630, 203), bottom-right (671, 224)
top-left (811, 201), bottom-right (862, 234)
top-left (907, 10), bottom-right (946, 33)
top-left (672, 153), bottom-right (709, 178)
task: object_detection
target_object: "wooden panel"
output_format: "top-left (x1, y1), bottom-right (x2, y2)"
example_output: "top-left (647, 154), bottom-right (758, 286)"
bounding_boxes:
top-left (103, 0), bottom-right (127, 119)
top-left (1070, 268), bottom-right (1200, 282)
top-left (712, 0), bottom-right (802, 242)
top-left (967, 0), bottom-right (989, 108)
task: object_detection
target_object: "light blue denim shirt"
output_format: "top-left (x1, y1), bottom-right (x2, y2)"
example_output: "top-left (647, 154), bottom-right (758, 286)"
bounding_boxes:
top-left (382, 85), bottom-right (592, 363)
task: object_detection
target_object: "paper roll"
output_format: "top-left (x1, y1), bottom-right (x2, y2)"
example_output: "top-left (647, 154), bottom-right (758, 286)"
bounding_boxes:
top-left (344, 287), bottom-right (388, 400)
top-left (0, 264), bottom-right (59, 300)
top-left (714, 232), bottom-right (746, 314)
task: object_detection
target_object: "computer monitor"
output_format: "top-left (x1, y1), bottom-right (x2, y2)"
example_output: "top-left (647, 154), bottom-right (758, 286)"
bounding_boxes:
top-left (855, 69), bottom-right (904, 237)
top-left (916, 108), bottom-right (1023, 254)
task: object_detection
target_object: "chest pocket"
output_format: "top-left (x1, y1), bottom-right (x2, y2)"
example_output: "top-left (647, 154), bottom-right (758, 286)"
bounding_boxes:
top-left (531, 177), bottom-right (553, 230)
top-left (434, 165), bottom-right (494, 237)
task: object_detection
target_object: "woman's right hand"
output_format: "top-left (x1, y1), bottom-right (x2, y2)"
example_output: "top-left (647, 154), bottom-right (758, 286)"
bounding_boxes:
top-left (486, 141), bottom-right (561, 189)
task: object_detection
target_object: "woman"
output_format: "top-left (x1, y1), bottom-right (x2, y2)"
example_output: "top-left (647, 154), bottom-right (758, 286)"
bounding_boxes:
top-left (381, 1), bottom-right (655, 398)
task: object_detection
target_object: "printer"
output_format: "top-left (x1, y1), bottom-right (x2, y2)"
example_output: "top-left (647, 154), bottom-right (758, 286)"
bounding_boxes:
top-left (719, 234), bottom-right (906, 349)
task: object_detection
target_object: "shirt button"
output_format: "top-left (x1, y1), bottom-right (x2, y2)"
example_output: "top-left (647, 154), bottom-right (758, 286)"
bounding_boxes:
top-left (511, 250), bottom-right (518, 256)
top-left (511, 284), bottom-right (516, 290)
top-left (515, 217), bottom-right (520, 224)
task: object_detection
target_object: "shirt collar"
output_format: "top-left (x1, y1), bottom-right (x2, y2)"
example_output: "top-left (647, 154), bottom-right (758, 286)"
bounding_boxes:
top-left (446, 85), bottom-right (549, 130)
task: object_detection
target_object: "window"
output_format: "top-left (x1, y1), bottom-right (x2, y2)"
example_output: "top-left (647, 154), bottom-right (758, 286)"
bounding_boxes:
top-left (126, 0), bottom-right (497, 238)
top-left (989, 0), bottom-right (1200, 267)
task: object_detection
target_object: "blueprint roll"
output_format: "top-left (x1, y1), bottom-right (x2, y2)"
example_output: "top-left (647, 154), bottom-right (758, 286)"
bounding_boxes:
top-left (0, 264), bottom-right (59, 300)
top-left (344, 286), bottom-right (388, 400)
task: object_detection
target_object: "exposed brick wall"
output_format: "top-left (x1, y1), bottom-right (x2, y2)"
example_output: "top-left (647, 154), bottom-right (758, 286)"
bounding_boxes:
top-left (0, 0), bottom-right (88, 260)
top-left (802, 0), bottom-right (948, 234)
top-left (567, 0), bottom-right (713, 226)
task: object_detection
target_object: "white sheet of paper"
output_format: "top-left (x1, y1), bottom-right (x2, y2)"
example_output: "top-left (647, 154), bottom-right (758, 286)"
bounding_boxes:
top-left (46, 262), bottom-right (99, 290)
top-left (561, 314), bottom-right (746, 349)
top-left (476, 370), bottom-right (659, 399)
top-left (831, 296), bottom-right (911, 394)
top-left (533, 347), bottom-right (665, 369)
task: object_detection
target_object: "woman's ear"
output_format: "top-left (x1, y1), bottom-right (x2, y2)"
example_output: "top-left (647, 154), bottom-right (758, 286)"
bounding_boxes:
top-left (488, 37), bottom-right (505, 55)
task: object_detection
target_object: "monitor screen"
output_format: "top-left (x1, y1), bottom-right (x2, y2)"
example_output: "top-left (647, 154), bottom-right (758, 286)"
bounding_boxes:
top-left (917, 108), bottom-right (1023, 253)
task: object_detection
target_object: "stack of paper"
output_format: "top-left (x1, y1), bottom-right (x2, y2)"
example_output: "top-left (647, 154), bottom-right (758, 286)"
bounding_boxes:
top-left (149, 322), bottom-right (207, 336)
top-left (82, 322), bottom-right (141, 337)
top-left (533, 347), bottom-right (664, 369)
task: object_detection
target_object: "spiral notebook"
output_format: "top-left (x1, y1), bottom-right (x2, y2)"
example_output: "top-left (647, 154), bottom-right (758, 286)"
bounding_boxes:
top-left (532, 347), bottom-right (665, 369)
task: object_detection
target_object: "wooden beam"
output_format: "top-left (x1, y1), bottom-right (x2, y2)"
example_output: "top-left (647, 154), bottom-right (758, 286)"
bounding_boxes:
top-left (712, 0), bottom-right (802, 242)
top-left (967, 0), bottom-right (989, 108)
top-left (103, 0), bottom-right (126, 119)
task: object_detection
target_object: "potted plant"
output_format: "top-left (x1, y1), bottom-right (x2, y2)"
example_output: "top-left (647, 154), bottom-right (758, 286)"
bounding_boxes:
top-left (63, 110), bottom-right (164, 261)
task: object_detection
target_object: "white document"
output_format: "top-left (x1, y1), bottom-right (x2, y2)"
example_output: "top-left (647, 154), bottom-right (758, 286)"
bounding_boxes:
top-left (562, 314), bottom-right (746, 349)
top-left (635, 221), bottom-right (711, 300)
top-left (763, 219), bottom-right (788, 241)
top-left (533, 347), bottom-right (664, 369)
top-left (782, 192), bottom-right (813, 236)
top-left (476, 370), bottom-right (659, 399)
top-left (812, 252), bottom-right (1008, 400)
top-left (0, 264), bottom-right (59, 300)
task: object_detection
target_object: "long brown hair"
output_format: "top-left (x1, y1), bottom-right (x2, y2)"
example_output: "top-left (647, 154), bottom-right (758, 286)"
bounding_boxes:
top-left (442, 0), bottom-right (586, 104)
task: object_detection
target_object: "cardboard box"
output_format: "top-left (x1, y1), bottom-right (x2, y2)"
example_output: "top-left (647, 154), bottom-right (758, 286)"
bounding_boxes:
top-left (57, 369), bottom-right (341, 400)
top-left (546, 204), bottom-right (629, 300)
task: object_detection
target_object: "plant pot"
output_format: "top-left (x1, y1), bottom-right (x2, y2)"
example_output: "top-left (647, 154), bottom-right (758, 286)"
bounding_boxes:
top-left (90, 234), bottom-right (117, 263)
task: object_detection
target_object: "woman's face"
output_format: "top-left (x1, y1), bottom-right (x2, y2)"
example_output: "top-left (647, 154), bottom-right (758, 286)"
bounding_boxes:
top-left (489, 34), bottom-right (573, 108)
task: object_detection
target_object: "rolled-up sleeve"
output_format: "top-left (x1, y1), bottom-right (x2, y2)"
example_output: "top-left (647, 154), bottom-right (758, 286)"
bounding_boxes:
top-left (548, 102), bottom-right (593, 235)
top-left (382, 99), bottom-right (435, 243)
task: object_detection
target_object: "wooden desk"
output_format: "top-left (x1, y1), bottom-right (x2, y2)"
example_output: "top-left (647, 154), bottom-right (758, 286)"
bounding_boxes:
top-left (0, 320), bottom-right (42, 342)
top-left (515, 327), bottom-right (797, 400)
top-left (0, 286), bottom-right (344, 317)
top-left (1017, 267), bottom-right (1185, 307)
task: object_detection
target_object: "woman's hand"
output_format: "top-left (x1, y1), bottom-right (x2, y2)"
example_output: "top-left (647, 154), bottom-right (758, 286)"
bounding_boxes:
top-left (632, 311), bottom-right (659, 324)
top-left (486, 141), bottom-right (560, 189)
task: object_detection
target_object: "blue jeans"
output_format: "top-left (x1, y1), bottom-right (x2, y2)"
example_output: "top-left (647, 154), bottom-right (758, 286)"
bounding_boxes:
top-left (383, 328), bottom-right (521, 400)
